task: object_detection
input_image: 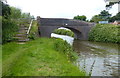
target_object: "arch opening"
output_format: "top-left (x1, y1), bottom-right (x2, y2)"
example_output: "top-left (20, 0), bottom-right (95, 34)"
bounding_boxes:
top-left (50, 27), bottom-right (83, 39)
top-left (38, 25), bottom-right (84, 40)
top-left (64, 27), bottom-right (83, 39)
top-left (51, 27), bottom-right (74, 37)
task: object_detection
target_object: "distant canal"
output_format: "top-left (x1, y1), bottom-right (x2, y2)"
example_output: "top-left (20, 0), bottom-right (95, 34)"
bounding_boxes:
top-left (51, 33), bottom-right (119, 76)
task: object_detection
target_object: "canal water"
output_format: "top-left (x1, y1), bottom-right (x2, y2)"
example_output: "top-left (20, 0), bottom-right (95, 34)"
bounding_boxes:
top-left (74, 40), bottom-right (119, 76)
top-left (51, 33), bottom-right (119, 76)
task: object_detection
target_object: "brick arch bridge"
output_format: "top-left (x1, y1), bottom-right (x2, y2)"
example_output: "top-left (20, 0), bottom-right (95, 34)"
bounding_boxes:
top-left (37, 17), bottom-right (95, 40)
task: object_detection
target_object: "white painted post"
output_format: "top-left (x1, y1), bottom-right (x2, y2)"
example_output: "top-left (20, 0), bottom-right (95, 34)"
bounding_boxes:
top-left (27, 19), bottom-right (33, 35)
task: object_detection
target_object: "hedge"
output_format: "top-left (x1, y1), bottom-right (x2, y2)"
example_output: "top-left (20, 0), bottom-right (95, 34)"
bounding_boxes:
top-left (89, 24), bottom-right (120, 43)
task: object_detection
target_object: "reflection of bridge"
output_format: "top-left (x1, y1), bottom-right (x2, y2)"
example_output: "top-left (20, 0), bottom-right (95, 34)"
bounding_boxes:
top-left (37, 17), bottom-right (95, 40)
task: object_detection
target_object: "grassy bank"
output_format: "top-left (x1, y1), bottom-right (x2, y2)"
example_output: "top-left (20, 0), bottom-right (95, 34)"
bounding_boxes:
top-left (89, 24), bottom-right (120, 43)
top-left (2, 38), bottom-right (85, 76)
top-left (53, 29), bottom-right (74, 37)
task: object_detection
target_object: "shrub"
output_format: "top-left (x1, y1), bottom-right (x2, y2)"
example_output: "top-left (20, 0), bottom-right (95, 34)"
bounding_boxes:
top-left (88, 24), bottom-right (120, 43)
top-left (2, 18), bottom-right (19, 44)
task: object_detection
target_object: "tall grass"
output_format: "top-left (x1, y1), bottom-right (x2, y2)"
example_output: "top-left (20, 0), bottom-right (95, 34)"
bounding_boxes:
top-left (53, 38), bottom-right (78, 61)
top-left (89, 24), bottom-right (120, 43)
top-left (53, 29), bottom-right (74, 37)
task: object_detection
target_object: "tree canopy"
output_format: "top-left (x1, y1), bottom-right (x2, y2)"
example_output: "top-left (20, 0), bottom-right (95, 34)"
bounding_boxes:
top-left (73, 15), bottom-right (87, 21)
top-left (90, 15), bottom-right (103, 23)
top-left (90, 10), bottom-right (111, 23)
top-left (105, 0), bottom-right (120, 10)
top-left (1, 1), bottom-right (11, 19)
top-left (1, 0), bottom-right (34, 19)
top-left (99, 10), bottom-right (111, 20)
top-left (109, 12), bottom-right (120, 22)
top-left (9, 7), bottom-right (22, 19)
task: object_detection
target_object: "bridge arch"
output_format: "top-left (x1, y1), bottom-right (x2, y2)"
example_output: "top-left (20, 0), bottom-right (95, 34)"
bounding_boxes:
top-left (37, 17), bottom-right (94, 40)
top-left (62, 27), bottom-right (83, 39)
top-left (39, 26), bottom-right (84, 39)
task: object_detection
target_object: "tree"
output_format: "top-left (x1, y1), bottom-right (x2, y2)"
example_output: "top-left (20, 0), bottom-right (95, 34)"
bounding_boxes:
top-left (9, 7), bottom-right (22, 19)
top-left (90, 10), bottom-right (111, 23)
top-left (1, 1), bottom-right (11, 19)
top-left (90, 15), bottom-right (103, 23)
top-left (109, 12), bottom-right (120, 22)
top-left (21, 13), bottom-right (31, 18)
top-left (105, 0), bottom-right (120, 11)
top-left (73, 15), bottom-right (87, 21)
top-left (114, 12), bottom-right (120, 20)
top-left (99, 10), bottom-right (111, 21)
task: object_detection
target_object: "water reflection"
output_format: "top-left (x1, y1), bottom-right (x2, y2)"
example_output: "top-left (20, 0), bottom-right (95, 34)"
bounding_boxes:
top-left (51, 33), bottom-right (119, 76)
top-left (73, 40), bottom-right (119, 76)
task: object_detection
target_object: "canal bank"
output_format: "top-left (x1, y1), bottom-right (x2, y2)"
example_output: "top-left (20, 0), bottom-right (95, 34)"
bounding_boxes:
top-left (2, 38), bottom-right (85, 76)
top-left (51, 33), bottom-right (119, 76)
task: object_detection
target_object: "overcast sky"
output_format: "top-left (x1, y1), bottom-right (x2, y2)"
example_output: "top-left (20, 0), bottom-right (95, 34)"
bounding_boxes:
top-left (7, 0), bottom-right (118, 20)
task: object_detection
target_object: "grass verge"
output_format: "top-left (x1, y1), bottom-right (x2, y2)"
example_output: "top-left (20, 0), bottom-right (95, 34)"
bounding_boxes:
top-left (2, 38), bottom-right (85, 76)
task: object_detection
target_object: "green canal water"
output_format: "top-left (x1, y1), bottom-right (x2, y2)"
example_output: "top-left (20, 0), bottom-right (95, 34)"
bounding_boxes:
top-left (73, 40), bottom-right (119, 76)
top-left (51, 33), bottom-right (119, 76)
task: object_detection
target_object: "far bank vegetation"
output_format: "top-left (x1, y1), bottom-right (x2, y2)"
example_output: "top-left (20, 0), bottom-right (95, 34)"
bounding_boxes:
top-left (53, 29), bottom-right (74, 37)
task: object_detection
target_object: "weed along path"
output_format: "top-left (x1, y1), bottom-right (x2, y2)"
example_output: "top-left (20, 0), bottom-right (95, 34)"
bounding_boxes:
top-left (2, 38), bottom-right (86, 76)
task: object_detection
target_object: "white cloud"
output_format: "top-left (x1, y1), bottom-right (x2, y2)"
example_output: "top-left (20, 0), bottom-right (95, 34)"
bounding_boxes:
top-left (7, 0), bottom-right (118, 20)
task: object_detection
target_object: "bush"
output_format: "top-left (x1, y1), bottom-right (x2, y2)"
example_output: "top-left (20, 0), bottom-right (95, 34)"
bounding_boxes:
top-left (53, 29), bottom-right (74, 37)
top-left (88, 24), bottom-right (120, 43)
top-left (2, 18), bottom-right (19, 44)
